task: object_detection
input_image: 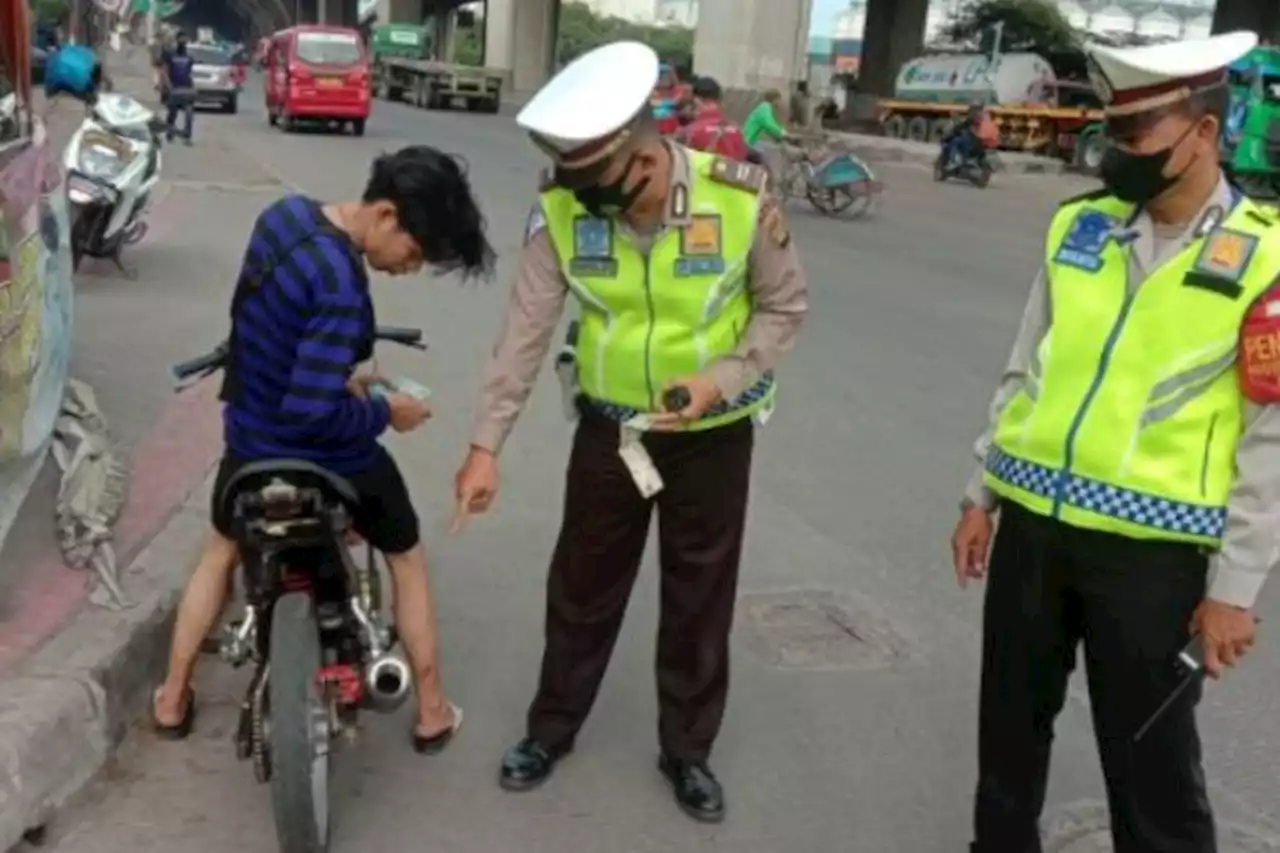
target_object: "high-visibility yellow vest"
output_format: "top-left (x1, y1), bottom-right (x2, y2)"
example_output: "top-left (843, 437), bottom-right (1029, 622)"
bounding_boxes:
top-left (984, 191), bottom-right (1279, 546)
top-left (539, 149), bottom-right (775, 431)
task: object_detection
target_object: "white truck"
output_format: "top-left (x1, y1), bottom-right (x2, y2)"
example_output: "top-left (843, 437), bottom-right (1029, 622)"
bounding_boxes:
top-left (878, 51), bottom-right (1107, 170)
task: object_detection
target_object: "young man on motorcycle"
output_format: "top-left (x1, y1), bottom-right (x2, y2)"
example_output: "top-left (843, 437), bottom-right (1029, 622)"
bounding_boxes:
top-left (151, 146), bottom-right (496, 750)
top-left (942, 102), bottom-right (995, 166)
top-left (677, 76), bottom-right (748, 161)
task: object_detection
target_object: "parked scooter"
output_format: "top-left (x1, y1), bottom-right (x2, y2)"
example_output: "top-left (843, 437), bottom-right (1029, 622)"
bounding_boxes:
top-left (63, 92), bottom-right (165, 272)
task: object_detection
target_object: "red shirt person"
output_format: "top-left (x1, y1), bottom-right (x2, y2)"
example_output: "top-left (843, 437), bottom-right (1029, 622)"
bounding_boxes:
top-left (677, 76), bottom-right (748, 161)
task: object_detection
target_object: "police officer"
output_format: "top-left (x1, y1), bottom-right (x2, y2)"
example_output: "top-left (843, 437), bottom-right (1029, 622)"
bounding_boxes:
top-left (951, 31), bottom-right (1272, 853)
top-left (451, 41), bottom-right (808, 822)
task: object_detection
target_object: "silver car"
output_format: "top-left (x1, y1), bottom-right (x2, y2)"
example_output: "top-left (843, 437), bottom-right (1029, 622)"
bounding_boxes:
top-left (189, 44), bottom-right (239, 113)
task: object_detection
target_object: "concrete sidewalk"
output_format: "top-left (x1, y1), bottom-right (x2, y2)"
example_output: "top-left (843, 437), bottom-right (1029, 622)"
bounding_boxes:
top-left (0, 72), bottom-right (285, 849)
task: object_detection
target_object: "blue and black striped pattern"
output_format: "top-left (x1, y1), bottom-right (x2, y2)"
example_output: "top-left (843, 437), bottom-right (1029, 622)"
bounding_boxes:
top-left (223, 195), bottom-right (388, 474)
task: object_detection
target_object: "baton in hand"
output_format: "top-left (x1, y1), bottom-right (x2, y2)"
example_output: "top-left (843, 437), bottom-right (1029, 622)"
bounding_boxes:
top-left (663, 386), bottom-right (691, 413)
top-left (1132, 635), bottom-right (1205, 744)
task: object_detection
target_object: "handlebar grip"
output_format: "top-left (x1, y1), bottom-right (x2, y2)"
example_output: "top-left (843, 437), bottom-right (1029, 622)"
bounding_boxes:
top-left (663, 386), bottom-right (691, 413)
top-left (171, 341), bottom-right (229, 381)
top-left (375, 325), bottom-right (425, 348)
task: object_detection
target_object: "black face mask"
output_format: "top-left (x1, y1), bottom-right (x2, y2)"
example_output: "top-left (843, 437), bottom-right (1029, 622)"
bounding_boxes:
top-left (1099, 122), bottom-right (1199, 205)
top-left (573, 154), bottom-right (649, 218)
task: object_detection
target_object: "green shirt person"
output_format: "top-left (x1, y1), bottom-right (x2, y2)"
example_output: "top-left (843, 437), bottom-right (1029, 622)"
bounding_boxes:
top-left (743, 89), bottom-right (788, 147)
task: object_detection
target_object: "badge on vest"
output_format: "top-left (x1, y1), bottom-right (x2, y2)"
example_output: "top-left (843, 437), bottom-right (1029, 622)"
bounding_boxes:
top-left (569, 216), bottom-right (618, 278)
top-left (1185, 228), bottom-right (1257, 299)
top-left (675, 214), bottom-right (726, 277)
top-left (1053, 210), bottom-right (1118, 272)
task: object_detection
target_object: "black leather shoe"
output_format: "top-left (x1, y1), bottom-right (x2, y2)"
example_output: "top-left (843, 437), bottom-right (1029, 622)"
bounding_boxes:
top-left (659, 754), bottom-right (725, 823)
top-left (499, 738), bottom-right (564, 792)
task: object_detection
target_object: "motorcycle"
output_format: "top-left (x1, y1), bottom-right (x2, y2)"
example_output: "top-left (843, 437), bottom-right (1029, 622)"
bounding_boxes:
top-left (171, 325), bottom-right (428, 853)
top-left (934, 133), bottom-right (993, 188)
top-left (63, 92), bottom-right (165, 272)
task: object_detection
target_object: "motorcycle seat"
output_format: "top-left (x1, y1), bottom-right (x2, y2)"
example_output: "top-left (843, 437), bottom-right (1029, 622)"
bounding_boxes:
top-left (219, 458), bottom-right (360, 523)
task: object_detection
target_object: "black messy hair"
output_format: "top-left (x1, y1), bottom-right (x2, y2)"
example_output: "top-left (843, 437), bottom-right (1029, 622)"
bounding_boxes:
top-left (362, 146), bottom-right (497, 281)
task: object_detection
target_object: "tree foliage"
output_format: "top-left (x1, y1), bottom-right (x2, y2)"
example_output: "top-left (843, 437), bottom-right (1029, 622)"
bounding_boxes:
top-left (940, 0), bottom-right (1079, 53)
top-left (555, 1), bottom-right (692, 72)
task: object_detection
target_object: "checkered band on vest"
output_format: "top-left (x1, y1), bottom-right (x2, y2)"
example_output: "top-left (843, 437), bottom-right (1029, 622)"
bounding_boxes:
top-left (986, 448), bottom-right (1228, 539)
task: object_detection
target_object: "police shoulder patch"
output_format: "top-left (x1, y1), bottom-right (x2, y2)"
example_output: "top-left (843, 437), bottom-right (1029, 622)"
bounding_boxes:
top-left (707, 157), bottom-right (767, 194)
top-left (1238, 279), bottom-right (1280, 403)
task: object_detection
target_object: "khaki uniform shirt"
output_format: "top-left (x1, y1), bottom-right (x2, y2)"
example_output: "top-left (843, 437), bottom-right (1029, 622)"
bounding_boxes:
top-left (470, 143), bottom-right (810, 455)
top-left (965, 176), bottom-right (1280, 608)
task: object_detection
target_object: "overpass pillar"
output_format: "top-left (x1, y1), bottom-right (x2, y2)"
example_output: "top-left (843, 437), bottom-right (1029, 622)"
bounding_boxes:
top-left (692, 0), bottom-right (811, 118)
top-left (855, 0), bottom-right (929, 106)
top-left (373, 0), bottom-right (423, 25)
top-left (1211, 0), bottom-right (1280, 41)
top-left (317, 0), bottom-right (359, 26)
top-left (485, 0), bottom-right (556, 95)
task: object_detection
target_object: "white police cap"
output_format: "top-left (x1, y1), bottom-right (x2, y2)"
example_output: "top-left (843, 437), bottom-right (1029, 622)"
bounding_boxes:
top-left (517, 40), bottom-right (660, 170)
top-left (1085, 31), bottom-right (1257, 117)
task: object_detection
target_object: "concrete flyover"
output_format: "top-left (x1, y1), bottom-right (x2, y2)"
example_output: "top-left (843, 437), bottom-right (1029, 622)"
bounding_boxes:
top-left (354, 0), bottom-right (1280, 113)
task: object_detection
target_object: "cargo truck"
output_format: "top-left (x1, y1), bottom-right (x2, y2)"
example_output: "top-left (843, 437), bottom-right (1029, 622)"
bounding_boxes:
top-left (1222, 46), bottom-right (1280, 198)
top-left (878, 48), bottom-right (1107, 171)
top-left (369, 23), bottom-right (502, 114)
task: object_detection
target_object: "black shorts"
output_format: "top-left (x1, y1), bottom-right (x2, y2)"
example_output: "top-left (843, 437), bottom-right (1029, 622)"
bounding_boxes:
top-left (210, 445), bottom-right (421, 556)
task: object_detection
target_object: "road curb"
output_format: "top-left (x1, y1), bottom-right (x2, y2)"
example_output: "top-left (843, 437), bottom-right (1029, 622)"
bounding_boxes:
top-left (830, 133), bottom-right (1068, 175)
top-left (0, 469), bottom-right (215, 852)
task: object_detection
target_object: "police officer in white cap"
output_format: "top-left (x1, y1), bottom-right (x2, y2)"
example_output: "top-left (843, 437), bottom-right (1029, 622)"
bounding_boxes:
top-left (452, 41), bottom-right (809, 821)
top-left (951, 30), bottom-right (1274, 853)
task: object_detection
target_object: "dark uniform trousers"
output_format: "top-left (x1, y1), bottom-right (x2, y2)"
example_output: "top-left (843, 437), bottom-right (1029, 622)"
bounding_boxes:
top-left (973, 503), bottom-right (1216, 853)
top-left (526, 412), bottom-right (754, 762)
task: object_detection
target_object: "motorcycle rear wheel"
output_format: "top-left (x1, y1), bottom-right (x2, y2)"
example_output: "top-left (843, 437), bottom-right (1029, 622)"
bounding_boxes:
top-left (268, 591), bottom-right (331, 853)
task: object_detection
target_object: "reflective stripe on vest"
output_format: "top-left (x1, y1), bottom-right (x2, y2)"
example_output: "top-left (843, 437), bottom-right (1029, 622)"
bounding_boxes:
top-left (983, 194), bottom-right (1279, 546)
top-left (539, 148), bottom-right (776, 431)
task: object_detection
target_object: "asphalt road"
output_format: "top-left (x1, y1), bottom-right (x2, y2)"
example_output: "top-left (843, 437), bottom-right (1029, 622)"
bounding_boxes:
top-left (29, 78), bottom-right (1280, 853)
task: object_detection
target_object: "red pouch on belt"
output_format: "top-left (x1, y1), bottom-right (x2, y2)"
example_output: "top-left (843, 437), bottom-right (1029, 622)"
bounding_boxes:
top-left (1239, 285), bottom-right (1280, 403)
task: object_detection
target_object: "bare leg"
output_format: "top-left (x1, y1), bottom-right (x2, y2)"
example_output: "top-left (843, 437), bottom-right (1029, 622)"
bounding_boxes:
top-left (154, 531), bottom-right (238, 724)
top-left (385, 545), bottom-right (455, 736)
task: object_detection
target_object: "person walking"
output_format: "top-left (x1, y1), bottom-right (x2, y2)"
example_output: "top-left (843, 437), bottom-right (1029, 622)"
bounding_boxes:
top-left (155, 29), bottom-right (195, 144)
top-left (452, 40), bottom-right (809, 824)
top-left (952, 31), bottom-right (1273, 853)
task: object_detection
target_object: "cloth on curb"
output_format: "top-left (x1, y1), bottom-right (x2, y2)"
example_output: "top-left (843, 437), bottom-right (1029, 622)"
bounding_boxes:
top-left (51, 377), bottom-right (131, 609)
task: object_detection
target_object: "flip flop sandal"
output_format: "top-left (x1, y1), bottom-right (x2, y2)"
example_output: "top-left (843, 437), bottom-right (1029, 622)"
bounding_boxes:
top-left (151, 687), bottom-right (196, 740)
top-left (411, 702), bottom-right (463, 755)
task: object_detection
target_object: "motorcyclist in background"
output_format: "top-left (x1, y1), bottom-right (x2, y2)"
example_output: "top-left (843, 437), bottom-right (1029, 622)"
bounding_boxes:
top-left (941, 101), bottom-right (995, 168)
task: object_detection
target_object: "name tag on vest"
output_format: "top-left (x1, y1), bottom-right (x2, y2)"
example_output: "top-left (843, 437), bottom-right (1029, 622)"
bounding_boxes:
top-left (1053, 210), bottom-right (1118, 273)
top-left (675, 256), bottom-right (726, 277)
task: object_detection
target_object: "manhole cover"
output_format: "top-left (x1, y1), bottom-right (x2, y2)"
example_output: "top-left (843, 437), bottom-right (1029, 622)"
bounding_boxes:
top-left (737, 589), bottom-right (910, 671)
top-left (1045, 802), bottom-right (1280, 852)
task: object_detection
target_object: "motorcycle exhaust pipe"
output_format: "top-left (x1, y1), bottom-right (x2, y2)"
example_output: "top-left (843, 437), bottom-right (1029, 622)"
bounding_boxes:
top-left (364, 654), bottom-right (412, 712)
